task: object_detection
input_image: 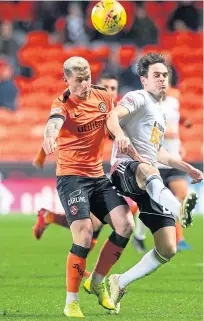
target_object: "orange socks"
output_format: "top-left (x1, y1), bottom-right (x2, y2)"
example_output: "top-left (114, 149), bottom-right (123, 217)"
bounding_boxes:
top-left (45, 211), bottom-right (69, 228)
top-left (94, 232), bottom-right (129, 276)
top-left (176, 222), bottom-right (184, 243)
top-left (66, 244), bottom-right (90, 293)
top-left (66, 252), bottom-right (86, 292)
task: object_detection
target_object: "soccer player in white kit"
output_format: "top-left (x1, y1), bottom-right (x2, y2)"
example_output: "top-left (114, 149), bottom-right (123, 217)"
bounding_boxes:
top-left (133, 93), bottom-right (192, 252)
top-left (106, 53), bottom-right (203, 313)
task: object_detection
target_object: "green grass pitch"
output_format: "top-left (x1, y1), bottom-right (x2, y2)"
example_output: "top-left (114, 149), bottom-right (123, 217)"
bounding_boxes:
top-left (0, 214), bottom-right (203, 321)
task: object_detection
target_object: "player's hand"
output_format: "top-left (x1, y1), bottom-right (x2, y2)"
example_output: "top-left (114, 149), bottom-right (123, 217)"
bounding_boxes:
top-left (32, 159), bottom-right (44, 169)
top-left (188, 167), bottom-right (203, 184)
top-left (42, 137), bottom-right (57, 155)
top-left (127, 145), bottom-right (151, 164)
top-left (115, 134), bottom-right (131, 154)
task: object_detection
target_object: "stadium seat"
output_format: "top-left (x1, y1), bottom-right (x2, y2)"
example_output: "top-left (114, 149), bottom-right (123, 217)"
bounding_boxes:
top-left (68, 47), bottom-right (90, 59)
top-left (0, 125), bottom-right (8, 140)
top-left (142, 45), bottom-right (162, 55)
top-left (167, 87), bottom-right (181, 100)
top-left (180, 125), bottom-right (203, 141)
top-left (91, 46), bottom-right (111, 61)
top-left (26, 31), bottom-right (50, 46)
top-left (118, 45), bottom-right (137, 68)
top-left (45, 44), bottom-right (66, 62)
top-left (15, 2), bottom-right (35, 21)
top-left (180, 78), bottom-right (203, 95)
top-left (0, 3), bottom-right (14, 20)
top-left (14, 109), bottom-right (48, 125)
top-left (180, 93), bottom-right (202, 110)
top-left (182, 140), bottom-right (202, 162)
top-left (145, 2), bottom-right (161, 19)
top-left (18, 45), bottom-right (47, 68)
top-left (0, 109), bottom-right (14, 125)
top-left (34, 61), bottom-right (63, 78)
top-left (90, 62), bottom-right (104, 83)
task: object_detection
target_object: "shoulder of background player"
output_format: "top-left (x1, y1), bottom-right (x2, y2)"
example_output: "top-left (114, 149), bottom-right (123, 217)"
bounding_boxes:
top-left (91, 85), bottom-right (113, 112)
top-left (91, 84), bottom-right (107, 92)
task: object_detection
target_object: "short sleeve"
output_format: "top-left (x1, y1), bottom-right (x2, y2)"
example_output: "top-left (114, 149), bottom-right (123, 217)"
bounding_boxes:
top-left (50, 98), bottom-right (67, 120)
top-left (117, 91), bottom-right (145, 113)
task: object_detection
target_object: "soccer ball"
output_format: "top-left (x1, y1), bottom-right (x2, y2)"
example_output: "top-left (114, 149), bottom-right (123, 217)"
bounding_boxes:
top-left (91, 0), bottom-right (127, 36)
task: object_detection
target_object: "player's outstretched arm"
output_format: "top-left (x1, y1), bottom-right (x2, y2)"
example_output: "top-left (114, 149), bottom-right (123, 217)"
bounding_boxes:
top-left (157, 146), bottom-right (203, 184)
top-left (42, 117), bottom-right (64, 155)
top-left (106, 106), bottom-right (130, 153)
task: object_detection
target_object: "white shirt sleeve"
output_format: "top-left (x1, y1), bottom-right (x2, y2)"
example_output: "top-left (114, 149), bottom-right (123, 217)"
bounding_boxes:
top-left (117, 91), bottom-right (145, 113)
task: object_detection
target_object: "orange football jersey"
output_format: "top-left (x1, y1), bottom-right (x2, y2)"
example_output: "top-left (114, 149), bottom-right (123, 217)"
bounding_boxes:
top-left (50, 86), bottom-right (113, 177)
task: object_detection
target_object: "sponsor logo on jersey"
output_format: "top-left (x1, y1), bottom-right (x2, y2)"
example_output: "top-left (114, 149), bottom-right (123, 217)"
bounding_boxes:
top-left (150, 121), bottom-right (165, 146)
top-left (78, 119), bottom-right (104, 133)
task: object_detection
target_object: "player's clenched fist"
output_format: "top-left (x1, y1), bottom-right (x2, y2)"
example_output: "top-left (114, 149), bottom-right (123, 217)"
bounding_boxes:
top-left (188, 167), bottom-right (203, 184)
top-left (115, 134), bottom-right (131, 153)
top-left (42, 137), bottom-right (57, 155)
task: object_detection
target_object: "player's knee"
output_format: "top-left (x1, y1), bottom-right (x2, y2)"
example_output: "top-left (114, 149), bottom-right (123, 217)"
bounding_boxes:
top-left (73, 220), bottom-right (93, 248)
top-left (175, 191), bottom-right (186, 202)
top-left (159, 244), bottom-right (177, 260)
top-left (80, 227), bottom-right (93, 247)
top-left (136, 163), bottom-right (160, 189)
top-left (115, 213), bottom-right (135, 238)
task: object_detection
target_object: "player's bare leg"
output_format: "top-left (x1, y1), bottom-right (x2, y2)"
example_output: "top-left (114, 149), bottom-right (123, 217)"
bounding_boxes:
top-left (90, 213), bottom-right (103, 250)
top-left (84, 214), bottom-right (103, 277)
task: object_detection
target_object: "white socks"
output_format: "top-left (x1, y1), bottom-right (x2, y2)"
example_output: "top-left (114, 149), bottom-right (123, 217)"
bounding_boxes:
top-left (66, 292), bottom-right (78, 304)
top-left (134, 215), bottom-right (146, 240)
top-left (145, 175), bottom-right (181, 220)
top-left (119, 248), bottom-right (169, 289)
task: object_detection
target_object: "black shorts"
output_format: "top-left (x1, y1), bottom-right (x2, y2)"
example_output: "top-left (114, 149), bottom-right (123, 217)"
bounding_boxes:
top-left (57, 175), bottom-right (127, 226)
top-left (159, 168), bottom-right (188, 187)
top-left (111, 161), bottom-right (175, 234)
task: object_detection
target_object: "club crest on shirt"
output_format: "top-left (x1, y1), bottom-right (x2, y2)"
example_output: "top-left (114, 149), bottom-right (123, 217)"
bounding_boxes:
top-left (98, 102), bottom-right (107, 113)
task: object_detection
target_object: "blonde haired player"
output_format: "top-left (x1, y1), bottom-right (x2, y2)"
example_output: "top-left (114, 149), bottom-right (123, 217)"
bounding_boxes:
top-left (33, 71), bottom-right (138, 259)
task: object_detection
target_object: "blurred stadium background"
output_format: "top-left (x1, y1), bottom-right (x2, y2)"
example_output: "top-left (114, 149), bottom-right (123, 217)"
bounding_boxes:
top-left (0, 0), bottom-right (203, 215)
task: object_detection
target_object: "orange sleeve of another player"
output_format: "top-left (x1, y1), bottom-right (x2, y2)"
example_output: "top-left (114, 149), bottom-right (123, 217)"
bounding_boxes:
top-left (50, 97), bottom-right (67, 120)
top-left (33, 145), bottom-right (46, 168)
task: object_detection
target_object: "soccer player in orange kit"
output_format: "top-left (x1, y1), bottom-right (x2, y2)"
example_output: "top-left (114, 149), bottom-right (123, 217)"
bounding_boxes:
top-left (40, 57), bottom-right (135, 317)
